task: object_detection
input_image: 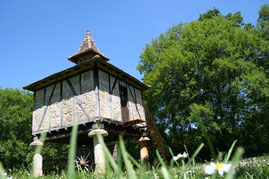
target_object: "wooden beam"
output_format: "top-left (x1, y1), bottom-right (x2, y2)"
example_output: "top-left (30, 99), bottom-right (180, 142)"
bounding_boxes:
top-left (79, 73), bottom-right (82, 95)
top-left (33, 91), bottom-right (36, 133)
top-left (111, 78), bottom-right (118, 93)
top-left (60, 81), bottom-right (63, 127)
top-left (109, 74), bottom-right (111, 94)
top-left (108, 74), bottom-right (113, 119)
top-left (106, 129), bottom-right (139, 137)
top-left (33, 91), bottom-right (36, 111)
top-left (43, 88), bottom-right (46, 106)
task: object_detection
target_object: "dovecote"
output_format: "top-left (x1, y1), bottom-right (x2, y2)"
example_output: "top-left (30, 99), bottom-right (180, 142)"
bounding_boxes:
top-left (23, 30), bottom-right (150, 142)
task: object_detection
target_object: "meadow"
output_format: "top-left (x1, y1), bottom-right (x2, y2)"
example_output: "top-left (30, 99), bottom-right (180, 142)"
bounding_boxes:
top-left (1, 134), bottom-right (268, 179)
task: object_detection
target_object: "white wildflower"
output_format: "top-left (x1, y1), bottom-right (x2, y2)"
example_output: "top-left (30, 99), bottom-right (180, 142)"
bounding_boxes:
top-left (185, 170), bottom-right (195, 174)
top-left (204, 162), bottom-right (231, 177)
top-left (172, 152), bottom-right (188, 161)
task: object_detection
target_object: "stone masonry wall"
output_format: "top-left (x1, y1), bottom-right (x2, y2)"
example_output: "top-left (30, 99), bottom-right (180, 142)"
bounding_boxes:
top-left (33, 70), bottom-right (95, 134)
top-left (126, 84), bottom-right (138, 121)
top-left (99, 70), bottom-right (122, 121)
top-left (32, 68), bottom-right (146, 134)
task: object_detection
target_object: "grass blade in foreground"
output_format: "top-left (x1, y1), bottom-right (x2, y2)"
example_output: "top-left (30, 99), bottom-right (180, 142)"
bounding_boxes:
top-left (186, 143), bottom-right (204, 168)
top-left (224, 147), bottom-right (244, 179)
top-left (184, 145), bottom-right (191, 161)
top-left (156, 150), bottom-right (172, 179)
top-left (180, 143), bottom-right (204, 178)
top-left (119, 135), bottom-right (136, 179)
top-left (0, 162), bottom-right (6, 179)
top-left (161, 166), bottom-right (171, 179)
top-left (67, 121), bottom-right (78, 179)
top-left (224, 140), bottom-right (237, 164)
top-left (168, 147), bottom-right (180, 169)
top-left (96, 133), bottom-right (121, 175)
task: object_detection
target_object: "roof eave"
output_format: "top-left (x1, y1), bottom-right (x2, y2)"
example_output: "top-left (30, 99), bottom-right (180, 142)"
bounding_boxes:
top-left (23, 58), bottom-right (150, 92)
top-left (68, 48), bottom-right (109, 64)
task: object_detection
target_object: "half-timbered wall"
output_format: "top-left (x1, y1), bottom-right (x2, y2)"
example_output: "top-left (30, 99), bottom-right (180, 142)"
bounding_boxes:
top-left (99, 70), bottom-right (146, 122)
top-left (33, 70), bottom-right (95, 134)
top-left (99, 70), bottom-right (122, 120)
top-left (32, 68), bottom-right (146, 135)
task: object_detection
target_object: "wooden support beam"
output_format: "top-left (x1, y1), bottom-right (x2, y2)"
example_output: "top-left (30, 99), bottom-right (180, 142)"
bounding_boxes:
top-left (60, 81), bottom-right (63, 127)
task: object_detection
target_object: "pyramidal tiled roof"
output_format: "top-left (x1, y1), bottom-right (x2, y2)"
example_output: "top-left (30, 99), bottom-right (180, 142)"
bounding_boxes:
top-left (68, 29), bottom-right (109, 63)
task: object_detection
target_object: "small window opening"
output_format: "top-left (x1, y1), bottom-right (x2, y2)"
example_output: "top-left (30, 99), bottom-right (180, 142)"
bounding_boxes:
top-left (119, 85), bottom-right (128, 107)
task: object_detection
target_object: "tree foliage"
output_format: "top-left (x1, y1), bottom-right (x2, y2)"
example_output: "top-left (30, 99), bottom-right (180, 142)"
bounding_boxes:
top-left (0, 88), bottom-right (68, 171)
top-left (138, 5), bottom-right (269, 158)
top-left (0, 88), bottom-right (33, 169)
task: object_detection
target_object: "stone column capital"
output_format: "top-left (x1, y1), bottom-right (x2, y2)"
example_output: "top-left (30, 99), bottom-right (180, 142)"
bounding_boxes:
top-left (139, 136), bottom-right (150, 142)
top-left (88, 129), bottom-right (108, 138)
top-left (29, 137), bottom-right (43, 147)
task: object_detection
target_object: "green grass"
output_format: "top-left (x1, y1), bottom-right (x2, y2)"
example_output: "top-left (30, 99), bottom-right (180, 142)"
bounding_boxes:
top-left (2, 137), bottom-right (269, 179)
top-left (4, 155), bottom-right (269, 178)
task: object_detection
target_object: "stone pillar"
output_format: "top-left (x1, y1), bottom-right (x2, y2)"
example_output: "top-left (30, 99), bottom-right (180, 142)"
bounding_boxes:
top-left (88, 129), bottom-right (108, 173)
top-left (29, 137), bottom-right (43, 178)
top-left (139, 136), bottom-right (150, 169)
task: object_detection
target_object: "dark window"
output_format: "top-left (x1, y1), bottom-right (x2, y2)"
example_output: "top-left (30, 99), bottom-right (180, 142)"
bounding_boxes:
top-left (119, 85), bottom-right (128, 107)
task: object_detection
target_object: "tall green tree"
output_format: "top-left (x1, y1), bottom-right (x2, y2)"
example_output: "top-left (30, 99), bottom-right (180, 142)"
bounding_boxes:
top-left (0, 88), bottom-right (33, 169)
top-left (138, 6), bottom-right (269, 157)
top-left (0, 87), bottom-right (68, 171)
top-left (242, 4), bottom-right (269, 156)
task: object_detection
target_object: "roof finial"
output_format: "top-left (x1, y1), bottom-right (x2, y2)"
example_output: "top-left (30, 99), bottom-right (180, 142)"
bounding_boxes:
top-left (68, 29), bottom-right (110, 63)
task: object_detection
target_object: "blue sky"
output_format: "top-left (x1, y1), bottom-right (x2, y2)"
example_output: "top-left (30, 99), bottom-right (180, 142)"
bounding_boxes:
top-left (0, 0), bottom-right (267, 90)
